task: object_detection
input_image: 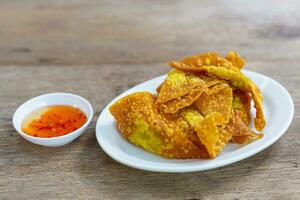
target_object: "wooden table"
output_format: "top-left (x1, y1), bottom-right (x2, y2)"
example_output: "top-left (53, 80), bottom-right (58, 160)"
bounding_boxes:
top-left (1, 1), bottom-right (299, 199)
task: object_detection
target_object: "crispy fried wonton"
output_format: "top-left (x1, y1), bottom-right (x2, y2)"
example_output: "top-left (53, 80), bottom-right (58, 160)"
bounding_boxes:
top-left (225, 110), bottom-right (263, 144)
top-left (233, 90), bottom-right (252, 125)
top-left (109, 51), bottom-right (265, 159)
top-left (194, 84), bottom-right (233, 124)
top-left (182, 111), bottom-right (232, 158)
top-left (169, 62), bottom-right (265, 131)
top-left (156, 70), bottom-right (206, 114)
top-left (180, 52), bottom-right (239, 71)
top-left (156, 70), bottom-right (205, 104)
top-left (110, 92), bottom-right (208, 159)
top-left (226, 51), bottom-right (246, 69)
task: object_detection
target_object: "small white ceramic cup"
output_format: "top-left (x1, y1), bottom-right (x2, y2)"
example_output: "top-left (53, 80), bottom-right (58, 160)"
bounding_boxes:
top-left (12, 93), bottom-right (93, 147)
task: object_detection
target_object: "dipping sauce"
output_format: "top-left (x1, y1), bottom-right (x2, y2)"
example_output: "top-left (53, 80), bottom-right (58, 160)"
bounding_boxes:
top-left (22, 105), bottom-right (87, 138)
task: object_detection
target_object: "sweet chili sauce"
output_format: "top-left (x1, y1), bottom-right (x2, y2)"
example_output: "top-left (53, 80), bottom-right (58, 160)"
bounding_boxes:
top-left (22, 105), bottom-right (87, 138)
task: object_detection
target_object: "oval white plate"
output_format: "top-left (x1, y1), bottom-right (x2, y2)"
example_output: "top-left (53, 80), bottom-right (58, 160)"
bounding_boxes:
top-left (96, 70), bottom-right (294, 173)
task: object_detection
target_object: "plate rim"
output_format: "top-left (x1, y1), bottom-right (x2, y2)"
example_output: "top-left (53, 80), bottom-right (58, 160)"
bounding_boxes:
top-left (95, 70), bottom-right (294, 173)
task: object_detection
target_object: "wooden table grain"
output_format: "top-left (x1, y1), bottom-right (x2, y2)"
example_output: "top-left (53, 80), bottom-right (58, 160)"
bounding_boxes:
top-left (0, 0), bottom-right (299, 199)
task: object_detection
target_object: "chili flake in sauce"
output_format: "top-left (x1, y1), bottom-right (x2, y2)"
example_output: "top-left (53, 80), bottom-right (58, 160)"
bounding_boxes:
top-left (22, 105), bottom-right (87, 138)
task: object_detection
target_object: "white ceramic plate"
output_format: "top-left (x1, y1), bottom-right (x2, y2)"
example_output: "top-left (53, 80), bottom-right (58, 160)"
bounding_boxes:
top-left (96, 70), bottom-right (294, 173)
